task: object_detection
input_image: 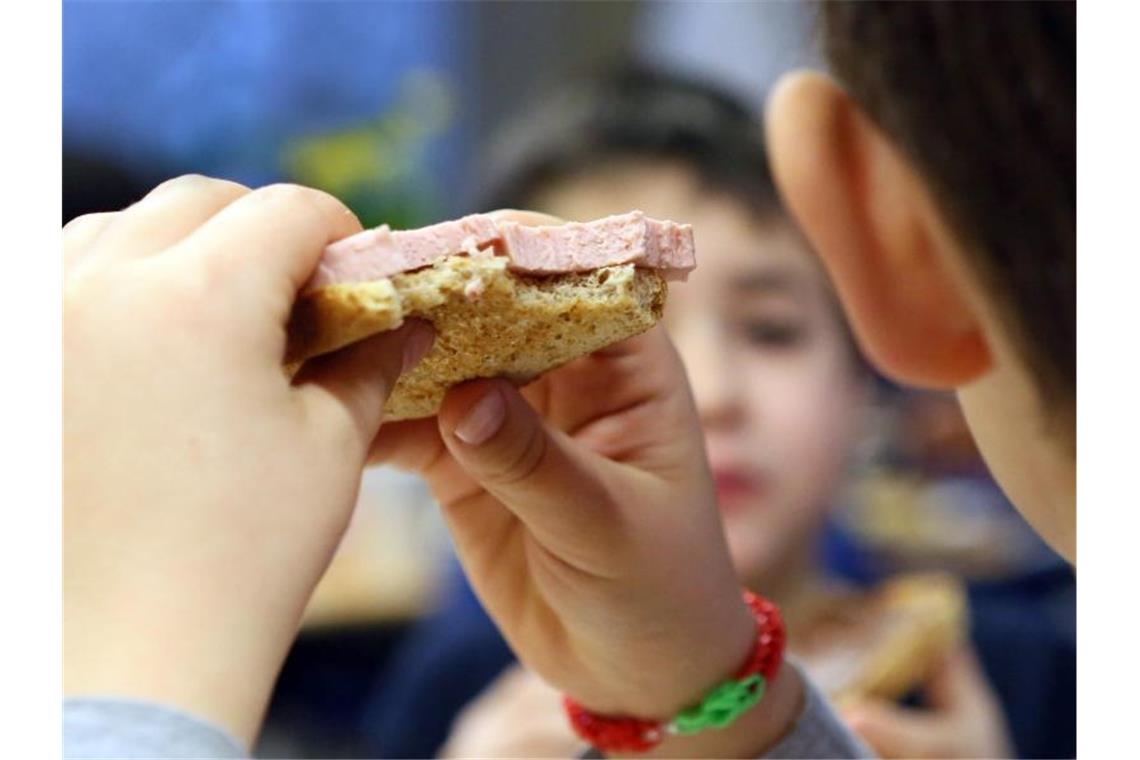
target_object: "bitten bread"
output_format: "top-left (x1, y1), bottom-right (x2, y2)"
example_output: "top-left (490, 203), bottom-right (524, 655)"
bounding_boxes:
top-left (285, 211), bottom-right (692, 420)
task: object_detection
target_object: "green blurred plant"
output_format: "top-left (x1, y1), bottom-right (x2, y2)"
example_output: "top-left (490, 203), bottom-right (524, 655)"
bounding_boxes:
top-left (282, 69), bottom-right (453, 229)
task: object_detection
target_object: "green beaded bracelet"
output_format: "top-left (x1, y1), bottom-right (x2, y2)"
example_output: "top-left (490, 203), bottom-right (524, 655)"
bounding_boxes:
top-left (669, 673), bottom-right (768, 735)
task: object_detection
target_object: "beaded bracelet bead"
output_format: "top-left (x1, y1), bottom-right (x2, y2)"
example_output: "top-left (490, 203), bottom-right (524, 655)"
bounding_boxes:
top-left (563, 589), bottom-right (786, 753)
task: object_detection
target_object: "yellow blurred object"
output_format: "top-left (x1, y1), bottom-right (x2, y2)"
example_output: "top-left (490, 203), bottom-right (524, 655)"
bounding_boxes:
top-left (843, 469), bottom-right (1037, 577)
top-left (302, 468), bottom-right (445, 628)
top-left (796, 573), bottom-right (967, 707)
top-left (283, 69), bottom-right (453, 203)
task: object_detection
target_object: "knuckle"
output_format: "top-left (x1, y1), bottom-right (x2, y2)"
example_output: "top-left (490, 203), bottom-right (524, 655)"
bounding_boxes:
top-left (152, 173), bottom-right (250, 203)
top-left (253, 183), bottom-right (354, 228)
top-left (255, 182), bottom-right (319, 208)
top-left (250, 183), bottom-right (330, 226)
top-left (154, 173), bottom-right (211, 193)
top-left (63, 211), bottom-right (113, 236)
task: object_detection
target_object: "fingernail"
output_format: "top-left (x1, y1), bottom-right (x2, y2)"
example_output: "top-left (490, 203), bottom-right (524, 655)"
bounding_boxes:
top-left (454, 389), bottom-right (506, 445)
top-left (402, 322), bottom-right (434, 373)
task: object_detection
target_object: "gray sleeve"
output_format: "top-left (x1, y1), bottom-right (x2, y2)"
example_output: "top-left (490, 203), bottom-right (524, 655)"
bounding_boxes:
top-left (758, 661), bottom-right (874, 759)
top-left (64, 698), bottom-right (247, 759)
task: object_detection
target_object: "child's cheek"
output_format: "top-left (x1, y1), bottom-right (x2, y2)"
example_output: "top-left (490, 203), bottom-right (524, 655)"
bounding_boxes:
top-left (764, 369), bottom-right (862, 504)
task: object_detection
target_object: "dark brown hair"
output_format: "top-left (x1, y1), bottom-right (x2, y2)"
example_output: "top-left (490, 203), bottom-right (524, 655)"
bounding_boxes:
top-left (476, 65), bottom-right (868, 375)
top-left (822, 2), bottom-right (1075, 419)
top-left (475, 66), bottom-right (782, 218)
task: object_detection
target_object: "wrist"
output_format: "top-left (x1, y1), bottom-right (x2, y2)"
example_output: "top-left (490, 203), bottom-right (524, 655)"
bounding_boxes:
top-left (575, 591), bottom-right (757, 720)
top-left (641, 596), bottom-right (758, 719)
top-left (565, 588), bottom-right (791, 754)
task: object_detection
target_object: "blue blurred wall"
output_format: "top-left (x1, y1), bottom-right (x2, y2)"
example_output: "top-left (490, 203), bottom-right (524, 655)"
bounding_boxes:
top-left (64, 0), bottom-right (471, 196)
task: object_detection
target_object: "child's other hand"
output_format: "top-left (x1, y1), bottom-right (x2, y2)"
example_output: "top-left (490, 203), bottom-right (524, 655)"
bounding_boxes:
top-left (374, 327), bottom-right (757, 722)
top-left (441, 665), bottom-right (581, 758)
top-left (843, 647), bottom-right (1012, 759)
top-left (374, 213), bottom-right (802, 754)
top-left (64, 176), bottom-right (431, 746)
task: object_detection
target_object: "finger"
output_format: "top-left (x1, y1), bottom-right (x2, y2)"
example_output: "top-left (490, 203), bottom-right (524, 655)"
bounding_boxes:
top-left (485, 208), bottom-right (565, 227)
top-left (532, 327), bottom-right (707, 469)
top-left (367, 417), bottom-right (448, 472)
top-left (63, 212), bottom-right (116, 274)
top-left (437, 378), bottom-right (624, 575)
top-left (296, 320), bottom-right (433, 452)
top-left (843, 700), bottom-right (947, 759)
top-left (89, 174), bottom-right (250, 263)
top-left (173, 182), bottom-right (363, 317)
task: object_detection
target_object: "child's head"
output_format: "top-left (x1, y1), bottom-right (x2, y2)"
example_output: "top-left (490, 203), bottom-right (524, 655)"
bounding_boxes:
top-left (765, 3), bottom-right (1075, 560)
top-left (480, 69), bottom-right (870, 587)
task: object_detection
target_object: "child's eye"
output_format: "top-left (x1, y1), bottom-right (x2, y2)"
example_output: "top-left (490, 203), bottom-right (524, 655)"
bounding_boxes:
top-left (740, 319), bottom-right (805, 348)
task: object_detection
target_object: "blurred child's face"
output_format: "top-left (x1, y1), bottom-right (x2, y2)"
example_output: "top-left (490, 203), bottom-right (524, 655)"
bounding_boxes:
top-left (532, 161), bottom-right (868, 585)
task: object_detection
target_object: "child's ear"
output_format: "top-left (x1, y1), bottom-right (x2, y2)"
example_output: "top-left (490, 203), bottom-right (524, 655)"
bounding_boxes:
top-left (765, 72), bottom-right (990, 388)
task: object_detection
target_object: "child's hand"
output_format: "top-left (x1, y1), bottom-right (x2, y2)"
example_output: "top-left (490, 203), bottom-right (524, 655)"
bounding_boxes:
top-left (442, 665), bottom-right (581, 758)
top-left (843, 647), bottom-right (1012, 758)
top-left (64, 176), bottom-right (431, 747)
top-left (374, 217), bottom-right (804, 754)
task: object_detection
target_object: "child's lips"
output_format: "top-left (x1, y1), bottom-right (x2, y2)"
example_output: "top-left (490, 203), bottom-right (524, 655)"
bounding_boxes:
top-left (713, 469), bottom-right (766, 514)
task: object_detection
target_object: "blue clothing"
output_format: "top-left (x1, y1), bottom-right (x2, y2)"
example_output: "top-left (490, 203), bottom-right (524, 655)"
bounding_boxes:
top-left (967, 565), bottom-right (1077, 758)
top-left (359, 571), bottom-right (514, 757)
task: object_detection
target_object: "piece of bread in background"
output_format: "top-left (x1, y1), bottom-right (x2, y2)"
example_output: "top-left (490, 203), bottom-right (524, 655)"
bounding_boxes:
top-left (796, 573), bottom-right (967, 707)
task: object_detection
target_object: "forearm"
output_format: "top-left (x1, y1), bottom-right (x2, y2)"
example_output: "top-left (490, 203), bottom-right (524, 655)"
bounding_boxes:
top-left (63, 564), bottom-right (304, 749)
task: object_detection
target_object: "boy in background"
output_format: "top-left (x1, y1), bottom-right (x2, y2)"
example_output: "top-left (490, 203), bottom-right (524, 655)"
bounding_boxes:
top-left (365, 68), bottom-right (1024, 760)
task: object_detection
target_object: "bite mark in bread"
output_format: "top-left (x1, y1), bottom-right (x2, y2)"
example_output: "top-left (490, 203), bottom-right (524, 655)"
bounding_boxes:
top-left (287, 254), bottom-right (667, 420)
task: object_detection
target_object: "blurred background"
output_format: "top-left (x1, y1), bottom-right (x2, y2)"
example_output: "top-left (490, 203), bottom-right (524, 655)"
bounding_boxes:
top-left (64, 2), bottom-right (1074, 758)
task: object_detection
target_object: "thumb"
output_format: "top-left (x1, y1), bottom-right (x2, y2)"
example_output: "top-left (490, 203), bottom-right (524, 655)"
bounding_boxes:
top-left (843, 700), bottom-right (947, 759)
top-left (296, 320), bottom-right (434, 450)
top-left (437, 378), bottom-right (625, 574)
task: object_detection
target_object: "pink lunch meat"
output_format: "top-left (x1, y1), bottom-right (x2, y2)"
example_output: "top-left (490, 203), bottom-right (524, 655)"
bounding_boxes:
top-left (306, 210), bottom-right (695, 290)
top-left (497, 211), bottom-right (695, 280)
top-left (309, 214), bottom-right (501, 288)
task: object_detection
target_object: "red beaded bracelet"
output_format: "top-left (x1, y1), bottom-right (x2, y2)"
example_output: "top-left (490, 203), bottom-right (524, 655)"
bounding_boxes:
top-left (563, 589), bottom-right (786, 753)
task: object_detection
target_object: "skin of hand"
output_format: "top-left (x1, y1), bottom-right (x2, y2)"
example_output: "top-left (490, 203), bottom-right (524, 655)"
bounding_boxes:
top-left (372, 212), bottom-right (804, 758)
top-left (63, 175), bottom-right (432, 748)
top-left (842, 647), bottom-right (1013, 759)
top-left (441, 665), bottom-right (583, 759)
